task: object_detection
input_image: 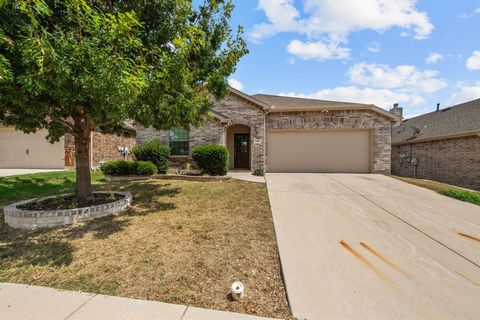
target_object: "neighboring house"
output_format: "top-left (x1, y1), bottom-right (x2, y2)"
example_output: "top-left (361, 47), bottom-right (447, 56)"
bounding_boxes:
top-left (392, 98), bottom-right (480, 190)
top-left (0, 124), bottom-right (136, 169)
top-left (137, 88), bottom-right (399, 173)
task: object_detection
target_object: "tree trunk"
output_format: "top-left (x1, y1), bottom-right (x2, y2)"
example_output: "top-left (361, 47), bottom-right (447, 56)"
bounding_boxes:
top-left (74, 131), bottom-right (93, 204)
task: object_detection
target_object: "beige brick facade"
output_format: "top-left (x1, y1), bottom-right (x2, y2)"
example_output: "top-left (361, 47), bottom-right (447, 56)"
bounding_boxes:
top-left (266, 110), bottom-right (393, 173)
top-left (137, 93), bottom-right (266, 170)
top-left (137, 93), bottom-right (394, 173)
top-left (64, 132), bottom-right (136, 168)
top-left (392, 136), bottom-right (480, 190)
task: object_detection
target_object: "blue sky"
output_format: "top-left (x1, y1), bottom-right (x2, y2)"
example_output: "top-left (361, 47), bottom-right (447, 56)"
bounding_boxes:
top-left (224, 0), bottom-right (480, 118)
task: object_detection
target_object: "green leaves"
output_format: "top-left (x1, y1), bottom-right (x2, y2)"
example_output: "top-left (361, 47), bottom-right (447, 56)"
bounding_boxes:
top-left (0, 0), bottom-right (247, 136)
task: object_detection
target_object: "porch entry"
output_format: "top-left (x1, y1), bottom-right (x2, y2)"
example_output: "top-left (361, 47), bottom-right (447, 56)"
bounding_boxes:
top-left (234, 133), bottom-right (250, 169)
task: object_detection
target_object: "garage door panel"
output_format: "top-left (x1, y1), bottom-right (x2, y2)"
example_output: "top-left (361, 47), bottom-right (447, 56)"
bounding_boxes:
top-left (0, 129), bottom-right (64, 169)
top-left (267, 130), bottom-right (371, 173)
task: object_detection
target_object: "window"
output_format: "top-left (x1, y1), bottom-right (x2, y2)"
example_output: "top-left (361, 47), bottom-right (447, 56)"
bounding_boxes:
top-left (169, 128), bottom-right (189, 155)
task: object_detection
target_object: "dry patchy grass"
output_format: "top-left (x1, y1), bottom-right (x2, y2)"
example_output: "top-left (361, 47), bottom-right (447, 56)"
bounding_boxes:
top-left (0, 179), bottom-right (291, 319)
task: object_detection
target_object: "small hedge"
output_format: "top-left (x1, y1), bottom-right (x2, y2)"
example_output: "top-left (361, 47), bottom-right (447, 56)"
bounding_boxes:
top-left (132, 140), bottom-right (170, 174)
top-left (192, 144), bottom-right (229, 176)
top-left (100, 160), bottom-right (158, 176)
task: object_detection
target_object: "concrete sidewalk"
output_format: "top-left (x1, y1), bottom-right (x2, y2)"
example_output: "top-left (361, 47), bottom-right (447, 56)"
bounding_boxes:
top-left (0, 283), bottom-right (278, 320)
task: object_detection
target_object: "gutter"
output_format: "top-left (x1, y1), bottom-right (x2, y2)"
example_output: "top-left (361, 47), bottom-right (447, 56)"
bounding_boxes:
top-left (392, 130), bottom-right (480, 146)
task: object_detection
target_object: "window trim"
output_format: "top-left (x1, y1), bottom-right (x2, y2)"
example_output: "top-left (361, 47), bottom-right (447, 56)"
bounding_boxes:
top-left (168, 128), bottom-right (190, 156)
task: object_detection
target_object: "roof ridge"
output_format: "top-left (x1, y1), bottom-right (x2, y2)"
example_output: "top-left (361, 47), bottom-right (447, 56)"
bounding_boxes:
top-left (252, 93), bottom-right (372, 106)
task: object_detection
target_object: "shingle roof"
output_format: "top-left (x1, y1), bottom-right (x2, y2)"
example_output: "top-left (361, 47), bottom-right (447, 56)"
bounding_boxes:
top-left (252, 94), bottom-right (370, 109)
top-left (392, 98), bottom-right (480, 144)
top-left (252, 93), bottom-right (398, 120)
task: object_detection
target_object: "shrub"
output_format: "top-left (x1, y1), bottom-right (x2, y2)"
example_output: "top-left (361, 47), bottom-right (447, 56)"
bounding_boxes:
top-left (253, 167), bottom-right (265, 176)
top-left (134, 161), bottom-right (158, 176)
top-left (192, 144), bottom-right (229, 176)
top-left (100, 160), bottom-right (157, 176)
top-left (132, 140), bottom-right (170, 174)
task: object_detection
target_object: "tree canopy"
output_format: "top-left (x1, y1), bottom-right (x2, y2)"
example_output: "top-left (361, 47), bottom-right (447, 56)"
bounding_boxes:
top-left (0, 0), bottom-right (247, 201)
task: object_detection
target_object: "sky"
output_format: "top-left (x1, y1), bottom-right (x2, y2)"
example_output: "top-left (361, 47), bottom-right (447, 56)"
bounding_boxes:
top-left (223, 0), bottom-right (480, 118)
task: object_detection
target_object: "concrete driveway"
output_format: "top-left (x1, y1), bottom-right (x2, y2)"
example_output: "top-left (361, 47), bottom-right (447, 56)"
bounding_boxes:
top-left (0, 169), bottom-right (65, 177)
top-left (266, 173), bottom-right (480, 320)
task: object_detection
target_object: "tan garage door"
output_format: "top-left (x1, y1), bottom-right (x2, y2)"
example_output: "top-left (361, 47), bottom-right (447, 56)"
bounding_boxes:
top-left (0, 128), bottom-right (64, 169)
top-left (267, 130), bottom-right (372, 173)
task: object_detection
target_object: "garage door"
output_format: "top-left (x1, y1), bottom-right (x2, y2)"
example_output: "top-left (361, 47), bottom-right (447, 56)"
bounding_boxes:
top-left (267, 130), bottom-right (372, 173)
top-left (0, 128), bottom-right (64, 169)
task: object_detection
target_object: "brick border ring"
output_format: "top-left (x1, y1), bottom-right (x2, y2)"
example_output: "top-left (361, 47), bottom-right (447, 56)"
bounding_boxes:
top-left (3, 191), bottom-right (132, 230)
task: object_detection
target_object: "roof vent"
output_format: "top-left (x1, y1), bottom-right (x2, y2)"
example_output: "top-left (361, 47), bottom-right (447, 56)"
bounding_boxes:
top-left (436, 103), bottom-right (440, 112)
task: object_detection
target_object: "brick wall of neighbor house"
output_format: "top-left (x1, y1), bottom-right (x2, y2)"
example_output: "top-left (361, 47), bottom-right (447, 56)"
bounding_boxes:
top-left (266, 110), bottom-right (393, 173)
top-left (136, 93), bottom-right (266, 170)
top-left (392, 136), bottom-right (480, 190)
top-left (91, 132), bottom-right (136, 167)
top-left (64, 133), bottom-right (76, 167)
top-left (64, 132), bottom-right (136, 168)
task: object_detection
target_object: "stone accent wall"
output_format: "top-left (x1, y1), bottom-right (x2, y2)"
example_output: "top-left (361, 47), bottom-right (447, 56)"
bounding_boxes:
top-left (392, 136), bottom-right (480, 190)
top-left (266, 110), bottom-right (392, 173)
top-left (64, 132), bottom-right (136, 168)
top-left (4, 191), bottom-right (132, 230)
top-left (136, 92), bottom-right (266, 170)
top-left (213, 94), bottom-right (265, 170)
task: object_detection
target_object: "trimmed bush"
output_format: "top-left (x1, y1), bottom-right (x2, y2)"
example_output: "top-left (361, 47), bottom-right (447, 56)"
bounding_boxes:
top-left (132, 140), bottom-right (170, 174)
top-left (100, 160), bottom-right (157, 176)
top-left (192, 144), bottom-right (229, 176)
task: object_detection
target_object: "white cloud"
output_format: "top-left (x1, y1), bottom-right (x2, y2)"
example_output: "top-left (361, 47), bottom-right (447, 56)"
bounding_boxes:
top-left (279, 86), bottom-right (425, 109)
top-left (250, 0), bottom-right (434, 43)
top-left (426, 52), bottom-right (443, 64)
top-left (249, 0), bottom-right (301, 42)
top-left (448, 81), bottom-right (480, 105)
top-left (466, 51), bottom-right (480, 71)
top-left (459, 8), bottom-right (480, 18)
top-left (228, 79), bottom-right (244, 91)
top-left (367, 41), bottom-right (380, 53)
top-left (348, 62), bottom-right (447, 93)
top-left (287, 39), bottom-right (351, 60)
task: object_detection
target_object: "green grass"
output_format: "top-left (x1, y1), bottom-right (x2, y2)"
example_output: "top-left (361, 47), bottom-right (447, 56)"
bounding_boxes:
top-left (0, 171), bottom-right (105, 207)
top-left (0, 176), bottom-right (291, 318)
top-left (438, 188), bottom-right (480, 206)
top-left (390, 175), bottom-right (480, 206)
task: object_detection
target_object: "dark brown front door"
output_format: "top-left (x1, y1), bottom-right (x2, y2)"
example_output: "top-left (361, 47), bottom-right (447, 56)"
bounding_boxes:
top-left (234, 133), bottom-right (250, 169)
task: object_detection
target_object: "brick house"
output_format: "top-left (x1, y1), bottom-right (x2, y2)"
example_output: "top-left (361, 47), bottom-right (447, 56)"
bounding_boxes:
top-left (392, 98), bottom-right (480, 190)
top-left (137, 87), bottom-right (399, 173)
top-left (0, 124), bottom-right (136, 169)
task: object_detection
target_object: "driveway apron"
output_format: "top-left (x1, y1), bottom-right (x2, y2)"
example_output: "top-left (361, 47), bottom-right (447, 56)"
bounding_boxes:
top-left (266, 173), bottom-right (480, 320)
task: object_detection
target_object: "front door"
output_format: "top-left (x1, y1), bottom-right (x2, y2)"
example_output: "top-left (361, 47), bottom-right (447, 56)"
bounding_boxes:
top-left (234, 133), bottom-right (250, 169)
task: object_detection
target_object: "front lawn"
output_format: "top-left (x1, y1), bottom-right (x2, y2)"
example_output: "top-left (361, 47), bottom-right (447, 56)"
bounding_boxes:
top-left (0, 172), bottom-right (290, 318)
top-left (0, 171), bottom-right (105, 207)
top-left (390, 175), bottom-right (480, 206)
